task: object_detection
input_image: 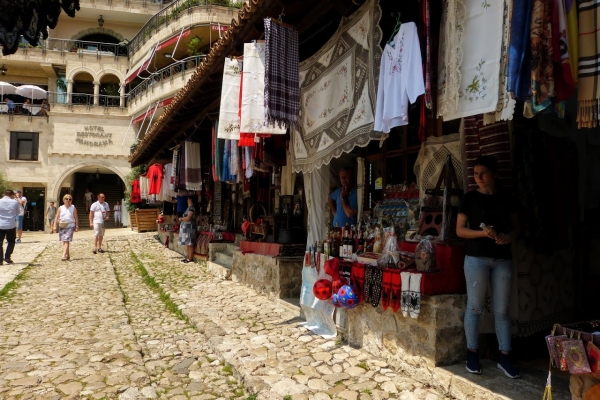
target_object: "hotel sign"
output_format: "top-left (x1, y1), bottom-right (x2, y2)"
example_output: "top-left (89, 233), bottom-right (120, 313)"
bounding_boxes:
top-left (76, 125), bottom-right (113, 147)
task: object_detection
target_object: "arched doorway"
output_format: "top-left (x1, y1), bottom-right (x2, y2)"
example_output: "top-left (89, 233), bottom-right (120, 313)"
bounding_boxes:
top-left (54, 165), bottom-right (127, 230)
top-left (99, 73), bottom-right (121, 107)
top-left (72, 71), bottom-right (95, 105)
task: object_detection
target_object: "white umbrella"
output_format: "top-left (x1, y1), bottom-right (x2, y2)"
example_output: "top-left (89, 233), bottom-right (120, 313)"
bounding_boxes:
top-left (0, 81), bottom-right (17, 97)
top-left (16, 84), bottom-right (47, 99)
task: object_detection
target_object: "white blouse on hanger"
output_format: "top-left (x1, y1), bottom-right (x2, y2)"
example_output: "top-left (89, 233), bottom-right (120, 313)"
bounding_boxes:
top-left (374, 22), bottom-right (424, 133)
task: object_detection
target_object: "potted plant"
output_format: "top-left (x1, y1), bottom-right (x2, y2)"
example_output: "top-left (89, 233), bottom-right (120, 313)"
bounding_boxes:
top-left (187, 36), bottom-right (204, 57)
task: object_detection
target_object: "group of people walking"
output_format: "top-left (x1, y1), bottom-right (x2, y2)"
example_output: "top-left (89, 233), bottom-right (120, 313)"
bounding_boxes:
top-left (0, 188), bottom-right (124, 264)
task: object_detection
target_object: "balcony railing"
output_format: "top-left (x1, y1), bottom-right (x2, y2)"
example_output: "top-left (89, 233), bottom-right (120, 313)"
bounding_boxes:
top-left (128, 55), bottom-right (204, 101)
top-left (128, 0), bottom-right (241, 56)
top-left (43, 38), bottom-right (128, 59)
top-left (47, 92), bottom-right (124, 108)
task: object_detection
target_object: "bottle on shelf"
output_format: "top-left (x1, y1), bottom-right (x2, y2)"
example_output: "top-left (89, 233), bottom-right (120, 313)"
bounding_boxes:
top-left (348, 225), bottom-right (354, 255)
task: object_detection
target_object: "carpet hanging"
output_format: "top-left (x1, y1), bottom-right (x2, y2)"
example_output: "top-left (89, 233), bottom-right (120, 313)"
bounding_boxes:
top-left (291, 0), bottom-right (383, 174)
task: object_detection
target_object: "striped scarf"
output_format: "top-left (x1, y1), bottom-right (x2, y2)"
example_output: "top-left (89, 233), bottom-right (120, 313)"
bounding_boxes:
top-left (577, 0), bottom-right (600, 128)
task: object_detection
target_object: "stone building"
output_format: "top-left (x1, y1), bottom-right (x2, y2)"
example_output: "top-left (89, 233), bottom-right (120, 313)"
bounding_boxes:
top-left (0, 0), bottom-right (240, 231)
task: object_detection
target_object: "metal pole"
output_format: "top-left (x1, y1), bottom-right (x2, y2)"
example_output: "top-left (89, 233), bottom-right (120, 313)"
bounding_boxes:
top-left (121, 116), bottom-right (135, 147)
top-left (141, 101), bottom-right (161, 140)
top-left (133, 103), bottom-right (153, 142)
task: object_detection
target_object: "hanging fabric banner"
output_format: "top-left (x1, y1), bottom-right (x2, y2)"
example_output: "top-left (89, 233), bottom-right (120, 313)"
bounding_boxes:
top-left (240, 42), bottom-right (287, 135)
top-left (217, 58), bottom-right (243, 139)
top-left (291, 0), bottom-right (383, 174)
top-left (184, 141), bottom-right (202, 191)
top-left (437, 0), bottom-right (503, 121)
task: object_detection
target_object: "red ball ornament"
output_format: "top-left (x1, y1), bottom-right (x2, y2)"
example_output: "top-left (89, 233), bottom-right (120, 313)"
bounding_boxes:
top-left (332, 278), bottom-right (346, 294)
top-left (313, 279), bottom-right (333, 300)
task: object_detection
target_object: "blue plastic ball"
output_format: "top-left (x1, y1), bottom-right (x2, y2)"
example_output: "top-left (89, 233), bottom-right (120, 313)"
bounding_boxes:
top-left (337, 285), bottom-right (360, 309)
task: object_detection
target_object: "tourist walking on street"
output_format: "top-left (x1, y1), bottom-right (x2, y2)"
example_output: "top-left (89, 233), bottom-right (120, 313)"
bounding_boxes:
top-left (0, 189), bottom-right (20, 264)
top-left (113, 201), bottom-right (122, 228)
top-left (84, 189), bottom-right (94, 212)
top-left (178, 196), bottom-right (196, 263)
top-left (55, 194), bottom-right (78, 261)
top-left (14, 190), bottom-right (27, 243)
top-left (90, 193), bottom-right (109, 254)
top-left (456, 155), bottom-right (520, 379)
top-left (47, 201), bottom-right (57, 233)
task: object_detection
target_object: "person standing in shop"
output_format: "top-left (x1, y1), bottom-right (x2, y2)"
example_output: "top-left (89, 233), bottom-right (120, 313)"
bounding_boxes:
top-left (89, 193), bottom-right (110, 254)
top-left (328, 167), bottom-right (358, 228)
top-left (14, 190), bottom-right (27, 243)
top-left (456, 155), bottom-right (520, 379)
top-left (0, 190), bottom-right (20, 264)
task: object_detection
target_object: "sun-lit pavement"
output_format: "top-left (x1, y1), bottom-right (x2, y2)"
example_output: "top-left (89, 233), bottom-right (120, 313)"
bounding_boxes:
top-left (0, 233), bottom-right (448, 399)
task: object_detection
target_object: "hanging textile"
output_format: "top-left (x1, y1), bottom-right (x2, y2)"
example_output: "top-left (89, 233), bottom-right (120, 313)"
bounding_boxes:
top-left (565, 0), bottom-right (578, 83)
top-left (147, 164), bottom-right (164, 195)
top-left (264, 18), bottom-right (300, 130)
top-left (221, 140), bottom-right (235, 182)
top-left (139, 175), bottom-right (149, 200)
top-left (413, 133), bottom-right (463, 204)
top-left (280, 145), bottom-right (296, 196)
top-left (230, 139), bottom-right (239, 176)
top-left (528, 0), bottom-right (554, 115)
top-left (483, 0), bottom-right (515, 125)
top-left (436, 0), bottom-right (466, 119)
top-left (507, 0), bottom-right (533, 102)
top-left (178, 141), bottom-right (187, 190)
top-left (552, 0), bottom-right (575, 103)
top-left (217, 58), bottom-right (243, 139)
top-left (244, 146), bottom-right (253, 178)
top-left (211, 122), bottom-right (219, 182)
top-left (185, 141), bottom-right (202, 191)
top-left (356, 157), bottom-right (364, 224)
top-left (241, 42), bottom-right (287, 135)
top-left (171, 147), bottom-right (179, 191)
top-left (462, 115), bottom-right (512, 191)
top-left (130, 179), bottom-right (141, 204)
top-left (422, 0), bottom-right (432, 109)
top-left (163, 164), bottom-right (177, 200)
top-left (438, 0), bottom-right (503, 121)
top-left (374, 22), bottom-right (424, 133)
top-left (577, 1), bottom-right (600, 128)
top-left (292, 0), bottom-right (383, 173)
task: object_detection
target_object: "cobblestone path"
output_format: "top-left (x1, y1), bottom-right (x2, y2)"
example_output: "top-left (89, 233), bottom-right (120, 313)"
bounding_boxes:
top-left (0, 235), bottom-right (448, 400)
top-left (0, 239), bottom-right (245, 399)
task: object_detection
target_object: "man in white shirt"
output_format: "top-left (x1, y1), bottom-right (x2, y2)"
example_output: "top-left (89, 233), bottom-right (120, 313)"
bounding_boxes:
top-left (14, 190), bottom-right (27, 243)
top-left (0, 190), bottom-right (20, 264)
top-left (89, 193), bottom-right (110, 254)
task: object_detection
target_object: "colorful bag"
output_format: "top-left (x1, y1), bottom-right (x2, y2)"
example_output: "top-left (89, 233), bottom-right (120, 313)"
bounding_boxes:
top-left (415, 236), bottom-right (436, 272)
top-left (586, 341), bottom-right (600, 379)
top-left (545, 335), bottom-right (568, 370)
top-left (561, 339), bottom-right (591, 374)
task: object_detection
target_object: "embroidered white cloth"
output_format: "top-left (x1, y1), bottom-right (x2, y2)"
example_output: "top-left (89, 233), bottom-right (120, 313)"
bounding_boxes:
top-left (483, 0), bottom-right (515, 125)
top-left (292, 0), bottom-right (383, 173)
top-left (217, 58), bottom-right (243, 139)
top-left (374, 22), bottom-right (424, 133)
top-left (438, 0), bottom-right (503, 121)
top-left (241, 42), bottom-right (287, 135)
top-left (436, 0), bottom-right (466, 119)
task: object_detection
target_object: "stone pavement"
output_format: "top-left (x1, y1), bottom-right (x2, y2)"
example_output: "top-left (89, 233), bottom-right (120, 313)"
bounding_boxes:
top-left (0, 233), bottom-right (449, 400)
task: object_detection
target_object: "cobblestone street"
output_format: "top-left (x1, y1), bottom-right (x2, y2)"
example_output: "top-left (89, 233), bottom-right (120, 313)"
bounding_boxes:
top-left (0, 233), bottom-right (448, 400)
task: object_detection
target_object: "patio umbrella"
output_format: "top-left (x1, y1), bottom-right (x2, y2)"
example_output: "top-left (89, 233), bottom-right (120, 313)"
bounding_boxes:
top-left (15, 84), bottom-right (47, 99)
top-left (0, 81), bottom-right (17, 97)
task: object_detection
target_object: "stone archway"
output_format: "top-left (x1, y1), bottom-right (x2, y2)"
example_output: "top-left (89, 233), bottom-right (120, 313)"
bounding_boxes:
top-left (71, 28), bottom-right (125, 42)
top-left (50, 162), bottom-right (128, 203)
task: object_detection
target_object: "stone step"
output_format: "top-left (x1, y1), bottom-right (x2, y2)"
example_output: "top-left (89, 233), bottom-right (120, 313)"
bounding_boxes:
top-left (215, 252), bottom-right (233, 268)
top-left (207, 261), bottom-right (232, 280)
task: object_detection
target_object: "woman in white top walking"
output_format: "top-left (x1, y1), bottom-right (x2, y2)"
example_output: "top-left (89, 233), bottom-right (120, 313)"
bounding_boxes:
top-left (54, 194), bottom-right (79, 261)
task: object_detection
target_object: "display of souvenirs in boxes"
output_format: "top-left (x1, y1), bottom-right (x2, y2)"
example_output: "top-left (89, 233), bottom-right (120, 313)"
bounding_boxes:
top-left (546, 322), bottom-right (600, 377)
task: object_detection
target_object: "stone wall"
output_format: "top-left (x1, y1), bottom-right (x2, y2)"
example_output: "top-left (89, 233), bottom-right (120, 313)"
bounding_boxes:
top-left (231, 250), bottom-right (303, 300)
top-left (157, 231), bottom-right (188, 257)
top-left (347, 295), bottom-right (466, 371)
top-left (570, 374), bottom-right (600, 400)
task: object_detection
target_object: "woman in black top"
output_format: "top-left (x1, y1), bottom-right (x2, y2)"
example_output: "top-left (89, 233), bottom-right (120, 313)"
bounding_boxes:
top-left (456, 155), bottom-right (520, 379)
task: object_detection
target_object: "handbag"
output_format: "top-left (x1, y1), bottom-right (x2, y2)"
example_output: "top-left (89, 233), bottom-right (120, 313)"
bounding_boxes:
top-left (58, 221), bottom-right (69, 229)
